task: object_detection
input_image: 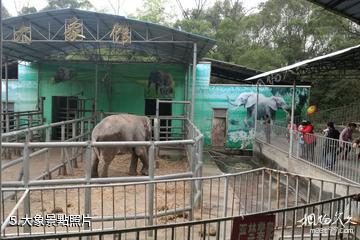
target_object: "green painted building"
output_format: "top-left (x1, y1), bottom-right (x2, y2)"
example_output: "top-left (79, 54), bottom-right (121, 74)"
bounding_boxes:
top-left (3, 61), bottom-right (309, 149)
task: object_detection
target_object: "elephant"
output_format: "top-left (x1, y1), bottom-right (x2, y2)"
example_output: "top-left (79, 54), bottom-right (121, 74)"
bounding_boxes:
top-left (227, 92), bottom-right (291, 127)
top-left (54, 67), bottom-right (76, 82)
top-left (147, 71), bottom-right (174, 96)
top-left (91, 114), bottom-right (152, 177)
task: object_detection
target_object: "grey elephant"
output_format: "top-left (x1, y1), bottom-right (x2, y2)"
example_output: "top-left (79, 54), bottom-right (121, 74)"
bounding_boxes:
top-left (227, 92), bottom-right (290, 127)
top-left (147, 71), bottom-right (174, 96)
top-left (91, 114), bottom-right (152, 177)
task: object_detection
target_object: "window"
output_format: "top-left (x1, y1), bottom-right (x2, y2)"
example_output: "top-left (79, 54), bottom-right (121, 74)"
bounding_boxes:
top-left (2, 62), bottom-right (18, 80)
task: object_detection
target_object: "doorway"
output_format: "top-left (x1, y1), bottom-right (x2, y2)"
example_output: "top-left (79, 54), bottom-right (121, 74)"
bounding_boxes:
top-left (52, 96), bottom-right (78, 139)
top-left (211, 108), bottom-right (227, 147)
top-left (145, 99), bottom-right (172, 140)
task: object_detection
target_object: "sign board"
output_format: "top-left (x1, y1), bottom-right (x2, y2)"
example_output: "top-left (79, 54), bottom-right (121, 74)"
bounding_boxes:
top-left (231, 214), bottom-right (275, 240)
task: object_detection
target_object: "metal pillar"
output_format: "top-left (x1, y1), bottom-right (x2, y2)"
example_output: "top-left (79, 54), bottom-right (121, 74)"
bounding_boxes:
top-left (289, 80), bottom-right (296, 157)
top-left (190, 43), bottom-right (197, 121)
top-left (5, 58), bottom-right (8, 133)
top-left (0, 0), bottom-right (3, 226)
top-left (5, 57), bottom-right (7, 112)
top-left (254, 82), bottom-right (259, 134)
top-left (94, 63), bottom-right (98, 113)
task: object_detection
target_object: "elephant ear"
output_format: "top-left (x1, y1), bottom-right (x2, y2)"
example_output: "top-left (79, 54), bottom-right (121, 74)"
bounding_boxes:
top-left (142, 117), bottom-right (152, 140)
top-left (244, 94), bottom-right (257, 108)
top-left (268, 96), bottom-right (279, 111)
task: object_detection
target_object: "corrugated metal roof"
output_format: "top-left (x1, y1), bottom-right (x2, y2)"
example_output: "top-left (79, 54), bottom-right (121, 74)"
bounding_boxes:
top-left (245, 44), bottom-right (360, 83)
top-left (2, 9), bottom-right (216, 63)
top-left (202, 58), bottom-right (263, 81)
top-left (307, 0), bottom-right (360, 24)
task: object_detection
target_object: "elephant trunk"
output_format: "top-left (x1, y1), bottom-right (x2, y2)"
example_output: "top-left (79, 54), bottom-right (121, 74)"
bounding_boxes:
top-left (227, 96), bottom-right (240, 107)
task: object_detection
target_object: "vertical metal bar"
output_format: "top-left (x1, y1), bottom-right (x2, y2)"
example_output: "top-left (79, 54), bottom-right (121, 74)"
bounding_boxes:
top-left (254, 83), bottom-right (259, 136)
top-left (268, 171), bottom-right (272, 210)
top-left (81, 120), bottom-right (84, 161)
top-left (84, 143), bottom-right (92, 232)
top-left (289, 80), bottom-right (296, 157)
top-left (23, 134), bottom-right (31, 233)
top-left (147, 144), bottom-right (155, 236)
top-left (0, 0), bottom-right (3, 225)
top-left (46, 127), bottom-right (51, 179)
top-left (72, 122), bottom-right (77, 168)
top-left (95, 63), bottom-right (98, 113)
top-left (222, 176), bottom-right (229, 240)
top-left (261, 170), bottom-right (265, 211)
top-left (5, 58), bottom-right (8, 133)
top-left (190, 43), bottom-right (197, 121)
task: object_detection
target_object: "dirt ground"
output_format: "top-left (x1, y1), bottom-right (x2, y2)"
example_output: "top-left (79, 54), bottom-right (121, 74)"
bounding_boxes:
top-left (1, 147), bottom-right (189, 181)
top-left (2, 147), bottom-right (195, 238)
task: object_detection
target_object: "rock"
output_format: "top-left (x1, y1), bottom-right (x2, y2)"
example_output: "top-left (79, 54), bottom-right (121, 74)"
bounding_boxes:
top-left (199, 225), bottom-right (217, 237)
top-left (51, 207), bottom-right (64, 213)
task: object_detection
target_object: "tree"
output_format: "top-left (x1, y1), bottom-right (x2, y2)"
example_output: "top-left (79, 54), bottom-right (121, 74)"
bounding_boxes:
top-left (42, 0), bottom-right (93, 11)
top-left (19, 6), bottom-right (37, 15)
top-left (134, 0), bottom-right (173, 25)
top-left (2, 5), bottom-right (10, 18)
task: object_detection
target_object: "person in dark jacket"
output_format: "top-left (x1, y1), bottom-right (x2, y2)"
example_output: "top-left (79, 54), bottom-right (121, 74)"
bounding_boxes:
top-left (323, 122), bottom-right (340, 170)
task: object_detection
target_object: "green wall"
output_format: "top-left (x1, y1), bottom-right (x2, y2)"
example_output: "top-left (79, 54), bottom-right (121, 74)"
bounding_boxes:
top-left (38, 62), bottom-right (186, 123)
top-left (1, 63), bottom-right (38, 111)
top-left (193, 62), bottom-right (310, 149)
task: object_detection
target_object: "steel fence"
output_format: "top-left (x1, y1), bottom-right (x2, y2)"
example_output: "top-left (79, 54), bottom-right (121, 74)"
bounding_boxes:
top-left (1, 108), bottom-right (204, 238)
top-left (1, 168), bottom-right (360, 239)
top-left (255, 120), bottom-right (360, 184)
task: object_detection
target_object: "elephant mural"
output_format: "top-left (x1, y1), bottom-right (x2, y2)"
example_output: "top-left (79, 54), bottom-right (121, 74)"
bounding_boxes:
top-left (91, 114), bottom-right (152, 177)
top-left (227, 93), bottom-right (290, 127)
top-left (147, 70), bottom-right (174, 97)
top-left (54, 67), bottom-right (76, 82)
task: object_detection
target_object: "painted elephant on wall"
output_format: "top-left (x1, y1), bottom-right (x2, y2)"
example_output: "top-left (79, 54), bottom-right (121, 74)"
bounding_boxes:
top-left (147, 70), bottom-right (174, 96)
top-left (91, 114), bottom-right (152, 177)
top-left (227, 92), bottom-right (290, 127)
top-left (54, 67), bottom-right (76, 82)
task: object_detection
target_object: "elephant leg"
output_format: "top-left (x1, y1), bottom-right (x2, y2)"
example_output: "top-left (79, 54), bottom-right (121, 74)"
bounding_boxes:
top-left (129, 149), bottom-right (138, 176)
top-left (136, 147), bottom-right (149, 176)
top-left (91, 148), bottom-right (99, 178)
top-left (100, 149), bottom-right (116, 178)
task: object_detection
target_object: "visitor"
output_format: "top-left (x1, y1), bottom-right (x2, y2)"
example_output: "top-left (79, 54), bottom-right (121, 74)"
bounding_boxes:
top-left (352, 138), bottom-right (360, 161)
top-left (323, 122), bottom-right (340, 170)
top-left (286, 117), bottom-right (297, 142)
top-left (339, 122), bottom-right (357, 160)
top-left (298, 120), bottom-right (305, 158)
top-left (300, 120), bottom-right (316, 161)
top-left (263, 114), bottom-right (271, 144)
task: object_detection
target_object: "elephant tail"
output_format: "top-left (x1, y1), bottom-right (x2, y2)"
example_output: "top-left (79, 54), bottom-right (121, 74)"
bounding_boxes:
top-left (227, 96), bottom-right (238, 107)
top-left (91, 135), bottom-right (101, 162)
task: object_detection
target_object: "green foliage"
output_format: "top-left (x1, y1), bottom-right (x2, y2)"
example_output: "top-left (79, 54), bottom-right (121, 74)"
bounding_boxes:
top-left (19, 7), bottom-right (37, 15)
top-left (42, 0), bottom-right (93, 11)
top-left (2, 5), bottom-right (10, 18)
top-left (134, 0), bottom-right (173, 26)
top-left (172, 0), bottom-right (360, 110)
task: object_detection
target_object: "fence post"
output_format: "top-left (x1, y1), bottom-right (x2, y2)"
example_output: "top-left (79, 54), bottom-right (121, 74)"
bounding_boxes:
top-left (296, 132), bottom-right (300, 159)
top-left (59, 124), bottom-right (67, 175)
top-left (72, 122), bottom-right (78, 168)
top-left (84, 142), bottom-right (92, 236)
top-left (154, 118), bottom-right (159, 157)
top-left (46, 127), bottom-right (51, 179)
top-left (189, 140), bottom-right (197, 223)
top-left (81, 120), bottom-right (84, 162)
top-left (23, 132), bottom-right (31, 233)
top-left (222, 176), bottom-right (229, 239)
top-left (5, 114), bottom-right (9, 133)
top-left (147, 143), bottom-right (155, 236)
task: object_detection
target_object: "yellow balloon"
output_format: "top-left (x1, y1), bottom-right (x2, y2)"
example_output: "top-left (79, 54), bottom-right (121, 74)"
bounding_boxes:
top-left (307, 105), bottom-right (317, 115)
